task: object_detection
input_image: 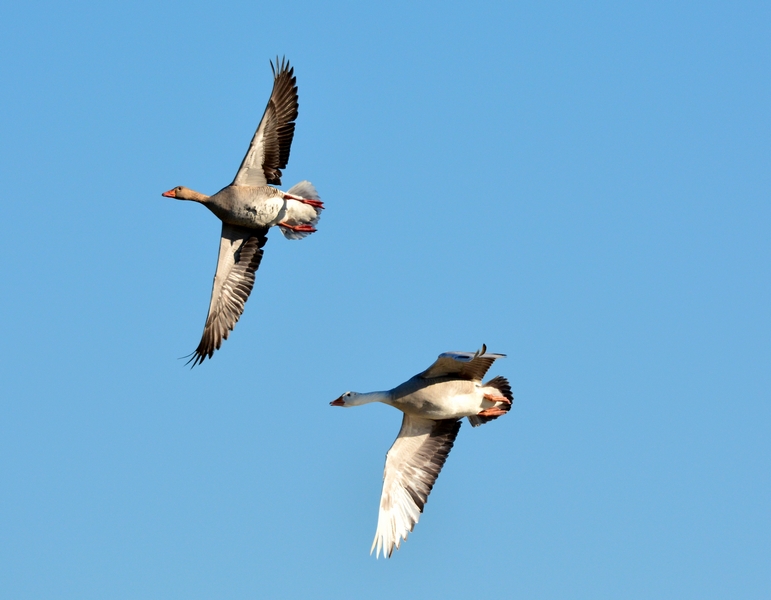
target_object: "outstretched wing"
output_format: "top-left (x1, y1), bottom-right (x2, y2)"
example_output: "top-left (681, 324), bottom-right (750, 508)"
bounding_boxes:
top-left (188, 223), bottom-right (268, 366)
top-left (371, 416), bottom-right (461, 559)
top-left (233, 57), bottom-right (298, 187)
top-left (416, 344), bottom-right (506, 381)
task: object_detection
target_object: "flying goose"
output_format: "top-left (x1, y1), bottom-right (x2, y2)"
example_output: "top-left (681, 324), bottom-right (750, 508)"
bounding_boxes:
top-left (331, 345), bottom-right (513, 558)
top-left (162, 58), bottom-right (322, 366)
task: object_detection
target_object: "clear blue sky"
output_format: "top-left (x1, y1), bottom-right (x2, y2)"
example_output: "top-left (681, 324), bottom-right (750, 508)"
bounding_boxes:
top-left (1, 1), bottom-right (768, 598)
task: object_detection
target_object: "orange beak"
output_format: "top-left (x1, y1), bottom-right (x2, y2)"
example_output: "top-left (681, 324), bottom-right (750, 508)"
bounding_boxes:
top-left (162, 188), bottom-right (177, 198)
top-left (330, 396), bottom-right (345, 406)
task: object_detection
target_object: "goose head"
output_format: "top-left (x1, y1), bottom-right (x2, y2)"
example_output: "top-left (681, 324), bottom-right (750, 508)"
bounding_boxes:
top-left (161, 186), bottom-right (208, 202)
top-left (331, 391), bottom-right (358, 407)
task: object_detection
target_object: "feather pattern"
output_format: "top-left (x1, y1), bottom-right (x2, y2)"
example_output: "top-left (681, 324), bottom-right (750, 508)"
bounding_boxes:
top-left (372, 416), bottom-right (461, 559)
top-left (188, 223), bottom-right (268, 366)
top-left (417, 344), bottom-right (506, 381)
top-left (233, 57), bottom-right (298, 187)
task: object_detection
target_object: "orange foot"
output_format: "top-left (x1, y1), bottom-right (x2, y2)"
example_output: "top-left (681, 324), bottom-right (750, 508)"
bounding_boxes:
top-left (484, 393), bottom-right (511, 405)
top-left (477, 407), bottom-right (508, 418)
top-left (285, 193), bottom-right (324, 209)
top-left (279, 222), bottom-right (316, 232)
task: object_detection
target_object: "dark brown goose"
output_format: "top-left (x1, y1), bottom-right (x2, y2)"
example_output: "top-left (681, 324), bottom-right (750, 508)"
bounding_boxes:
top-left (331, 345), bottom-right (513, 558)
top-left (163, 58), bottom-right (322, 366)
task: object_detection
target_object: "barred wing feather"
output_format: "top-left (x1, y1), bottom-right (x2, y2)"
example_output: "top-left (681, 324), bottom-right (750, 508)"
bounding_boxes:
top-left (188, 223), bottom-right (268, 366)
top-left (233, 57), bottom-right (299, 187)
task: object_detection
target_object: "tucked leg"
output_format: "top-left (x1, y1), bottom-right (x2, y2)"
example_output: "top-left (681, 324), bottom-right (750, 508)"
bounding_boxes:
top-left (477, 407), bottom-right (508, 418)
top-left (484, 393), bottom-right (512, 405)
top-left (284, 193), bottom-right (324, 209)
top-left (279, 222), bottom-right (316, 232)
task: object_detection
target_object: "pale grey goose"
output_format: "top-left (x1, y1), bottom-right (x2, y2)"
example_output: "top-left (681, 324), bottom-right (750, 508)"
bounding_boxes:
top-left (331, 345), bottom-right (513, 558)
top-left (163, 58), bottom-right (322, 365)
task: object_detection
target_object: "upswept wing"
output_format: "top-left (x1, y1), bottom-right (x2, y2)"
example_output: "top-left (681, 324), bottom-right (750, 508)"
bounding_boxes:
top-left (233, 57), bottom-right (299, 187)
top-left (416, 344), bottom-right (506, 381)
top-left (371, 416), bottom-right (461, 559)
top-left (188, 223), bottom-right (268, 366)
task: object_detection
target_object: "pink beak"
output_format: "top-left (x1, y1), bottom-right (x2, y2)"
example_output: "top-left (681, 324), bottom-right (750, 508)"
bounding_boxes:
top-left (162, 188), bottom-right (177, 198)
top-left (330, 396), bottom-right (345, 406)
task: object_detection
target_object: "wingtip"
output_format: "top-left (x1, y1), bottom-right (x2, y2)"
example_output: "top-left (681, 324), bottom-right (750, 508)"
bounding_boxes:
top-left (181, 350), bottom-right (206, 368)
top-left (270, 55), bottom-right (291, 78)
top-left (370, 536), bottom-right (392, 560)
top-left (180, 344), bottom-right (215, 368)
top-left (479, 343), bottom-right (507, 359)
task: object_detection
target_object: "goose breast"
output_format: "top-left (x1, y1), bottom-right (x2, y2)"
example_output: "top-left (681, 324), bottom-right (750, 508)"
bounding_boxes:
top-left (391, 378), bottom-right (482, 420)
top-left (206, 185), bottom-right (286, 228)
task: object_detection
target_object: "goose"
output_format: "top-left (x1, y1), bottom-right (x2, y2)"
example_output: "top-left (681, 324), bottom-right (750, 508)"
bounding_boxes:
top-left (331, 345), bottom-right (513, 558)
top-left (162, 57), bottom-right (322, 366)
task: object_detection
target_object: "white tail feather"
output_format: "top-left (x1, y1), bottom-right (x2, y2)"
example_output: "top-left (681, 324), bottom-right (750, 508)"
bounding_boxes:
top-left (280, 181), bottom-right (322, 240)
top-left (286, 180), bottom-right (319, 200)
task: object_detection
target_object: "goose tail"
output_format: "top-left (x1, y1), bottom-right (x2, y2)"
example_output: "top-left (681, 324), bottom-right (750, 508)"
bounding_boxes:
top-left (468, 376), bottom-right (513, 427)
top-left (280, 181), bottom-right (323, 240)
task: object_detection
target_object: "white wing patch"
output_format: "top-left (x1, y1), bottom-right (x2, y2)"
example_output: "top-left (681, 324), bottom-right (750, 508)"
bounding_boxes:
top-left (371, 416), bottom-right (461, 558)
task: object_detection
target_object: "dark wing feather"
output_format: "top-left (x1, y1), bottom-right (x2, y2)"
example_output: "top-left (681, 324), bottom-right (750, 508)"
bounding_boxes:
top-left (233, 57), bottom-right (298, 187)
top-left (417, 344), bottom-right (506, 381)
top-left (371, 416), bottom-right (461, 558)
top-left (188, 223), bottom-right (268, 366)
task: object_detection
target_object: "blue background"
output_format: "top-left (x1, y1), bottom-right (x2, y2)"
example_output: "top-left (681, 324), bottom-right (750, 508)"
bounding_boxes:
top-left (1, 1), bottom-right (768, 597)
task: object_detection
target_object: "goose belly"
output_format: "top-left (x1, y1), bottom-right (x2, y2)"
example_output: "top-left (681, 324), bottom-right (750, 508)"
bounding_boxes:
top-left (226, 196), bottom-right (285, 228)
top-left (395, 381), bottom-right (485, 420)
top-left (208, 187), bottom-right (286, 228)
